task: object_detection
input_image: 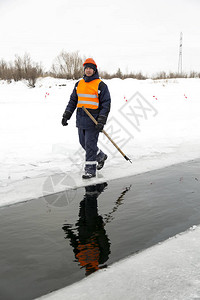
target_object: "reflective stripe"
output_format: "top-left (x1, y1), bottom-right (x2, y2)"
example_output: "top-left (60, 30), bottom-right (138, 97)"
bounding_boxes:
top-left (78, 100), bottom-right (99, 107)
top-left (77, 93), bottom-right (98, 98)
top-left (85, 161), bottom-right (97, 165)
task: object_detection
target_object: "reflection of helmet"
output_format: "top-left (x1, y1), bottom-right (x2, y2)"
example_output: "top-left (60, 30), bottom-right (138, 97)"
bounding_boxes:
top-left (83, 58), bottom-right (97, 68)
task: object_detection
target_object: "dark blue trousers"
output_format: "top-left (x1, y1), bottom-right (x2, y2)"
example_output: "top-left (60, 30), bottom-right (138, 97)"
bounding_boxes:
top-left (78, 128), bottom-right (105, 175)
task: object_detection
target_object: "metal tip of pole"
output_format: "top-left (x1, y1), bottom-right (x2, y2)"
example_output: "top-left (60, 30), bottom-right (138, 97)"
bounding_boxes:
top-left (124, 156), bottom-right (132, 163)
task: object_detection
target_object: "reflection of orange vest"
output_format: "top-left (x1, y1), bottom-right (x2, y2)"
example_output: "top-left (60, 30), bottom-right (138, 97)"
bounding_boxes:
top-left (76, 241), bottom-right (100, 271)
top-left (77, 79), bottom-right (101, 109)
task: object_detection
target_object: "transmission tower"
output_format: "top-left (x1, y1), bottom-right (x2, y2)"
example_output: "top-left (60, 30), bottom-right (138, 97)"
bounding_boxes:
top-left (178, 32), bottom-right (183, 74)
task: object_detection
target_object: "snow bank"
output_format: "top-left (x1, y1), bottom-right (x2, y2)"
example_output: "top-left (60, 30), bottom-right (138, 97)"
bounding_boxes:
top-left (0, 77), bottom-right (200, 207)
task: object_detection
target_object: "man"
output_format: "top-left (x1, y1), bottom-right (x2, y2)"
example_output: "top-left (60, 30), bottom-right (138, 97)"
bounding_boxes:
top-left (62, 58), bottom-right (111, 179)
top-left (62, 183), bottom-right (110, 276)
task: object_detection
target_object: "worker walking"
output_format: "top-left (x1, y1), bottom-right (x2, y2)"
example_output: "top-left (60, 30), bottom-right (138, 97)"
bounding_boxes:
top-left (62, 58), bottom-right (111, 179)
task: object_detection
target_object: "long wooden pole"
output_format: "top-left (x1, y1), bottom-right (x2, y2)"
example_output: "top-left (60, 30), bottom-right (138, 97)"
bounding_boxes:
top-left (82, 106), bottom-right (132, 163)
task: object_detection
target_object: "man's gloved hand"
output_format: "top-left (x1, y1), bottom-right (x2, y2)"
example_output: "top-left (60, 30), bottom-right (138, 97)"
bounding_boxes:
top-left (96, 115), bottom-right (107, 132)
top-left (62, 117), bottom-right (68, 126)
top-left (96, 122), bottom-right (104, 132)
top-left (61, 111), bottom-right (72, 126)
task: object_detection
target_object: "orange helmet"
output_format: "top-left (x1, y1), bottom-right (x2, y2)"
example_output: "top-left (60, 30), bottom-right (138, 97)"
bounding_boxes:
top-left (83, 58), bottom-right (97, 68)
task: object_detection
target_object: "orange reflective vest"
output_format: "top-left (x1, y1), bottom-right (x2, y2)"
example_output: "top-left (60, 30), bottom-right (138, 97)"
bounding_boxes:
top-left (76, 241), bottom-right (100, 271)
top-left (76, 78), bottom-right (101, 109)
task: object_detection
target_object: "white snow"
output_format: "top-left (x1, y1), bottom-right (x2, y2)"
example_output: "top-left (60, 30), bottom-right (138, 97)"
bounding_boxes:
top-left (1, 77), bottom-right (200, 299)
top-left (0, 77), bottom-right (200, 207)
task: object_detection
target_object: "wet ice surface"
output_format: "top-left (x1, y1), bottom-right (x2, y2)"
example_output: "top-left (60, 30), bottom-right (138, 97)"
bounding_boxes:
top-left (0, 159), bottom-right (200, 300)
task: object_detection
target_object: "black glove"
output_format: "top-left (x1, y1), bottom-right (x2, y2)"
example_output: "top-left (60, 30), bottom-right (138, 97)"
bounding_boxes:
top-left (62, 111), bottom-right (72, 126)
top-left (62, 118), bottom-right (68, 126)
top-left (96, 115), bottom-right (107, 132)
top-left (96, 122), bottom-right (104, 132)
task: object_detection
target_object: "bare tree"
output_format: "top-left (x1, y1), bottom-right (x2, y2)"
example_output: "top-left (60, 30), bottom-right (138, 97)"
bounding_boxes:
top-left (0, 59), bottom-right (8, 80)
top-left (12, 53), bottom-right (43, 86)
top-left (51, 51), bottom-right (84, 79)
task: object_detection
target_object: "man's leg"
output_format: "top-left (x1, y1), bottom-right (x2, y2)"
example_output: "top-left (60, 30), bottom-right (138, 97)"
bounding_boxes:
top-left (78, 128), bottom-right (85, 150)
top-left (83, 128), bottom-right (99, 177)
top-left (96, 149), bottom-right (108, 170)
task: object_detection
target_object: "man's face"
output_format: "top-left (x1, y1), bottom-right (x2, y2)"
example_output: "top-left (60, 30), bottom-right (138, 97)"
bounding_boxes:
top-left (84, 67), bottom-right (95, 77)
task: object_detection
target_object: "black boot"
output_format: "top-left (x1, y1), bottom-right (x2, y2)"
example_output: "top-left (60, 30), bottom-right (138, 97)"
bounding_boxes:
top-left (97, 155), bottom-right (107, 170)
top-left (82, 173), bottom-right (96, 179)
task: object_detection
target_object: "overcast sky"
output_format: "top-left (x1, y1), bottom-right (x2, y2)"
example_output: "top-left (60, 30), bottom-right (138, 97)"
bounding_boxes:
top-left (0, 0), bottom-right (199, 75)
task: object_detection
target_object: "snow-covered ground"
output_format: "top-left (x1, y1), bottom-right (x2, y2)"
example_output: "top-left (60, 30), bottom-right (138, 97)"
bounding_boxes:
top-left (1, 77), bottom-right (200, 299)
top-left (0, 77), bottom-right (200, 207)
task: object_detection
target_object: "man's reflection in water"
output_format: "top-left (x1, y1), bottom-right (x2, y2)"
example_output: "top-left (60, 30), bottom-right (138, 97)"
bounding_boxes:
top-left (62, 183), bottom-right (110, 276)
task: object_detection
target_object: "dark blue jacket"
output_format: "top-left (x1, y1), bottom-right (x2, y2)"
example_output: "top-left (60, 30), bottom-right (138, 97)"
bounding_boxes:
top-left (64, 71), bottom-right (111, 129)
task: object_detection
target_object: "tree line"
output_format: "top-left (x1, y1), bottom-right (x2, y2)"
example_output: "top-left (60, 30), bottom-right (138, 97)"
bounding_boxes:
top-left (0, 51), bottom-right (200, 87)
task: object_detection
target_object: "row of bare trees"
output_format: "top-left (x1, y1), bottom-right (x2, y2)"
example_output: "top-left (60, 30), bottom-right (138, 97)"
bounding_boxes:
top-left (1, 51), bottom-right (200, 87)
top-left (50, 53), bottom-right (147, 79)
top-left (0, 54), bottom-right (43, 87)
top-left (0, 51), bottom-right (85, 86)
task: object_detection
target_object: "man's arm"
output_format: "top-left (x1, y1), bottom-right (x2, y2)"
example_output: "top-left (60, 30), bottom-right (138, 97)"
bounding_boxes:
top-left (96, 81), bottom-right (111, 131)
top-left (98, 81), bottom-right (111, 119)
top-left (64, 81), bottom-right (79, 116)
top-left (62, 82), bottom-right (79, 126)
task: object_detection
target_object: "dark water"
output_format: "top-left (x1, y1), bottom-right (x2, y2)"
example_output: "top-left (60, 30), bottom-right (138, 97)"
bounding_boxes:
top-left (0, 159), bottom-right (200, 300)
